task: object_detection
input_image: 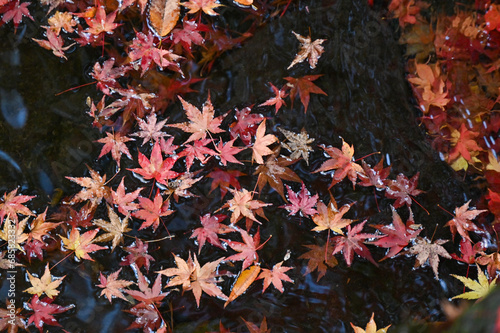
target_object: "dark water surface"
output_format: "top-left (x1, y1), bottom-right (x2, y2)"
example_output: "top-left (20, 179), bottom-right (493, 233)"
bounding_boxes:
top-left (0, 0), bottom-right (485, 332)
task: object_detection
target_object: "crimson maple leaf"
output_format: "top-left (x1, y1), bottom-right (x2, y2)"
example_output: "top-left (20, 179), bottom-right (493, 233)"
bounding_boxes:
top-left (358, 159), bottom-right (391, 189)
top-left (444, 200), bottom-right (487, 241)
top-left (26, 295), bottom-right (72, 333)
top-left (332, 220), bottom-right (379, 266)
top-left (1, 0), bottom-right (33, 29)
top-left (84, 5), bottom-right (121, 36)
top-left (385, 172), bottom-right (424, 208)
top-left (257, 261), bottom-right (293, 293)
top-left (96, 131), bottom-right (134, 167)
top-left (451, 238), bottom-right (483, 265)
top-left (208, 168), bottom-right (245, 199)
top-left (371, 206), bottom-right (421, 260)
top-left (169, 94), bottom-right (226, 143)
top-left (0, 188), bottom-right (34, 224)
top-left (128, 141), bottom-right (179, 186)
top-left (120, 238), bottom-right (155, 271)
top-left (190, 213), bottom-right (233, 254)
top-left (133, 192), bottom-right (174, 231)
top-left (313, 139), bottom-right (364, 188)
top-left (225, 228), bottom-right (266, 270)
top-left (125, 302), bottom-right (162, 332)
top-left (284, 75), bottom-right (327, 113)
top-left (90, 58), bottom-right (128, 95)
top-left (448, 123), bottom-right (483, 163)
top-left (229, 106), bottom-right (264, 146)
top-left (171, 19), bottom-right (205, 57)
top-left (111, 178), bottom-right (142, 215)
top-left (282, 183), bottom-right (318, 217)
top-left (259, 83), bottom-right (288, 114)
top-left (97, 268), bottom-right (134, 303)
top-left (126, 270), bottom-right (168, 305)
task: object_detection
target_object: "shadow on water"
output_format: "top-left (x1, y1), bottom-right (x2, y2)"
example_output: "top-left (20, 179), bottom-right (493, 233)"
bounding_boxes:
top-left (0, 0), bottom-right (484, 332)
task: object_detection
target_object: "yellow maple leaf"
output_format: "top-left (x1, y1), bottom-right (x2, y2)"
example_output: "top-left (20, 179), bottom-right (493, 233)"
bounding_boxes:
top-left (24, 263), bottom-right (65, 299)
top-left (350, 313), bottom-right (391, 333)
top-left (451, 267), bottom-right (496, 300)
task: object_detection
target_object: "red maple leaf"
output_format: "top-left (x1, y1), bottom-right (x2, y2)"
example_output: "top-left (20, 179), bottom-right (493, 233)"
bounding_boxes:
top-left (444, 200), bottom-right (487, 241)
top-left (26, 295), bottom-right (72, 333)
top-left (207, 168), bottom-right (245, 199)
top-left (120, 238), bottom-right (155, 271)
top-left (33, 27), bottom-right (73, 59)
top-left (0, 0), bottom-right (33, 29)
top-left (282, 183), bottom-right (318, 217)
top-left (128, 141), bottom-right (179, 186)
top-left (90, 58), bottom-right (128, 95)
top-left (259, 83), bottom-right (288, 114)
top-left (257, 261), bottom-right (293, 293)
top-left (358, 159), bottom-right (391, 189)
top-left (485, 4), bottom-right (500, 32)
top-left (225, 228), bottom-right (266, 270)
top-left (190, 213), bottom-right (233, 254)
top-left (0, 188), bottom-right (35, 224)
top-left (171, 19), bottom-right (206, 57)
top-left (133, 192), bottom-right (174, 231)
top-left (131, 113), bottom-right (170, 146)
top-left (178, 138), bottom-right (217, 171)
top-left (96, 131), bottom-right (134, 167)
top-left (125, 303), bottom-right (162, 332)
top-left (313, 139), bottom-right (364, 188)
top-left (448, 123), bottom-right (483, 163)
top-left (284, 75), bottom-right (327, 113)
top-left (84, 5), bottom-right (121, 36)
top-left (371, 206), bottom-right (421, 260)
top-left (229, 106), bottom-right (264, 146)
top-left (111, 178), bottom-right (142, 215)
top-left (384, 172), bottom-right (424, 208)
top-left (451, 238), bottom-right (483, 265)
top-left (332, 220), bottom-right (379, 266)
top-left (126, 270), bottom-right (168, 305)
top-left (214, 138), bottom-right (245, 166)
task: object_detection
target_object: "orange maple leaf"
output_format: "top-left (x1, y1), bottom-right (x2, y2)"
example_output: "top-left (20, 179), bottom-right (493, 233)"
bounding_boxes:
top-left (252, 119), bottom-right (278, 164)
top-left (60, 228), bottom-right (106, 261)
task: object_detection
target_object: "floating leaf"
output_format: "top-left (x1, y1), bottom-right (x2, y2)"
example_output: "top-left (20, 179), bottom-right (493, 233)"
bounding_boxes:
top-left (148, 0), bottom-right (180, 37)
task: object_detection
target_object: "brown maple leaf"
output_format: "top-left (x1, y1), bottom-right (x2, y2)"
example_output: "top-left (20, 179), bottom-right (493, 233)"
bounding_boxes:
top-left (254, 152), bottom-right (301, 200)
top-left (279, 127), bottom-right (314, 165)
top-left (93, 205), bottom-right (132, 251)
top-left (97, 268), bottom-right (134, 303)
top-left (444, 201), bottom-right (487, 241)
top-left (288, 31), bottom-right (326, 70)
top-left (24, 263), bottom-right (65, 299)
top-left (66, 167), bottom-right (111, 208)
top-left (169, 94), bottom-right (226, 143)
top-left (242, 317), bottom-right (271, 333)
top-left (252, 119), bottom-right (278, 164)
top-left (408, 237), bottom-right (451, 279)
top-left (298, 243), bottom-right (338, 281)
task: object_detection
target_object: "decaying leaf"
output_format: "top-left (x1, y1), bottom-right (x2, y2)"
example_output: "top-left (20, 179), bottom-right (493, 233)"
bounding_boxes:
top-left (93, 205), bottom-right (132, 251)
top-left (148, 0), bottom-right (180, 37)
top-left (408, 237), bottom-right (451, 279)
top-left (288, 31), bottom-right (326, 70)
top-left (298, 243), bottom-right (338, 281)
top-left (279, 127), bottom-right (314, 165)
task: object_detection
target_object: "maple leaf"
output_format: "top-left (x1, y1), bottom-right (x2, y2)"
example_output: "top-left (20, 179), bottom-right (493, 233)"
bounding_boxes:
top-left (288, 31), bottom-right (326, 70)
top-left (178, 138), bottom-right (217, 171)
top-left (121, 238), bottom-right (155, 271)
top-left (311, 199), bottom-right (353, 235)
top-left (444, 200), bottom-right (486, 241)
top-left (47, 11), bottom-right (76, 34)
top-left (259, 83), bottom-right (288, 114)
top-left (158, 253), bottom-right (227, 307)
top-left (242, 317), bottom-right (271, 333)
top-left (182, 0), bottom-right (222, 16)
top-left (126, 270), bottom-right (168, 305)
top-left (351, 313), bottom-right (391, 333)
top-left (93, 205), bottom-right (132, 251)
top-left (96, 131), bottom-right (134, 167)
top-left (33, 27), bottom-right (74, 59)
top-left (384, 172), bottom-right (423, 209)
top-left (284, 75), bottom-right (327, 113)
top-left (111, 178), bottom-right (142, 215)
top-left (132, 113), bottom-right (170, 145)
top-left (0, 187), bottom-right (34, 224)
top-left (298, 243), bottom-right (338, 281)
top-left (24, 263), bottom-right (65, 299)
top-left (0, 299), bottom-right (27, 333)
top-left (448, 124), bottom-right (483, 163)
top-left (388, 0), bottom-right (427, 28)
top-left (223, 188), bottom-right (270, 225)
top-left (129, 31), bottom-right (182, 75)
top-left (1, 0), bottom-right (33, 29)
top-left (226, 228), bottom-right (265, 270)
top-left (254, 152), bottom-right (301, 200)
top-left (190, 213), bottom-right (233, 254)
top-left (314, 139), bottom-right (364, 188)
top-left (371, 206), bottom-right (421, 260)
top-left (407, 62), bottom-right (449, 112)
top-left (408, 237), bottom-right (451, 279)
top-left (0, 216), bottom-right (28, 252)
top-left (84, 6), bottom-right (121, 36)
top-left (486, 5), bottom-right (500, 32)
top-left (60, 228), bottom-right (106, 261)
top-left (282, 183), bottom-right (318, 217)
top-left (208, 168), bottom-right (245, 199)
top-left (452, 267), bottom-right (497, 300)
top-left (252, 119), bottom-right (278, 164)
top-left (26, 295), bottom-right (72, 333)
top-left (66, 167), bottom-right (112, 208)
top-left (164, 171), bottom-right (203, 201)
top-left (332, 220), bottom-right (379, 266)
top-left (28, 209), bottom-right (60, 242)
top-left (358, 159), bottom-right (391, 189)
top-left (133, 192), bottom-right (174, 231)
top-left (169, 94), bottom-right (226, 143)
top-left (214, 137), bottom-right (245, 166)
top-left (171, 19), bottom-right (205, 57)
top-left (451, 238), bottom-right (483, 265)
top-left (128, 141), bottom-right (180, 186)
top-left (279, 127), bottom-right (314, 165)
top-left (97, 268), bottom-right (134, 303)
top-left (258, 261), bottom-right (293, 293)
top-left (90, 58), bottom-right (128, 95)
top-left (229, 106), bottom-right (264, 146)
top-left (125, 302), bottom-right (162, 332)
top-left (0, 250), bottom-right (24, 269)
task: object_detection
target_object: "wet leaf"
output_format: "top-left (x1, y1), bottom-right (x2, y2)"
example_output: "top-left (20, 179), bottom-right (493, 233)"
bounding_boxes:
top-left (148, 0), bottom-right (180, 37)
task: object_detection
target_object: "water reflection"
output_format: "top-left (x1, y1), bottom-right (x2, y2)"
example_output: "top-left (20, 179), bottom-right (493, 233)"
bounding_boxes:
top-left (0, 89), bottom-right (28, 129)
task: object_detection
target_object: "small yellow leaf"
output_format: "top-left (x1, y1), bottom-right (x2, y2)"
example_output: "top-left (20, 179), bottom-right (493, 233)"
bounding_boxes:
top-left (224, 265), bottom-right (260, 307)
top-left (24, 264), bottom-right (65, 299)
top-left (451, 267), bottom-right (496, 300)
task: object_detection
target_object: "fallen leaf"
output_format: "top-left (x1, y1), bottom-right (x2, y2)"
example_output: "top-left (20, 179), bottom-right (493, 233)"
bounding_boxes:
top-left (24, 264), bottom-right (65, 299)
top-left (452, 266), bottom-right (496, 300)
top-left (288, 31), bottom-right (326, 70)
top-left (148, 0), bottom-right (180, 37)
top-left (225, 265), bottom-right (261, 307)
